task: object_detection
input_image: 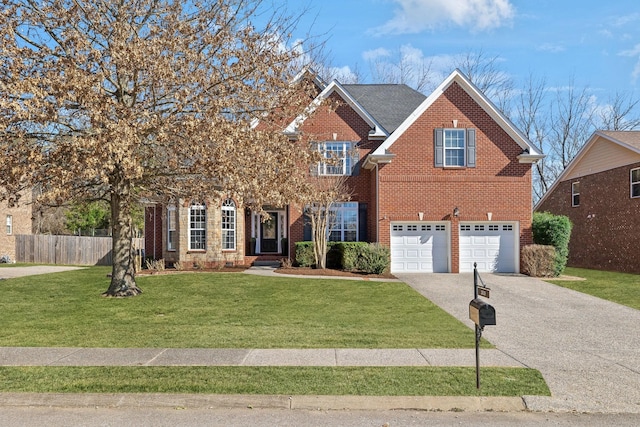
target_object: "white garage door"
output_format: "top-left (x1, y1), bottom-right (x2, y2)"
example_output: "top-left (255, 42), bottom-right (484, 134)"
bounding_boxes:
top-left (391, 223), bottom-right (449, 273)
top-left (459, 223), bottom-right (518, 273)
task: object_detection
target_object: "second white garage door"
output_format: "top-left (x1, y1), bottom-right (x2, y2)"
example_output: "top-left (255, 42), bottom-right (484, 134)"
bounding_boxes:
top-left (459, 223), bottom-right (518, 273)
top-left (390, 223), bottom-right (449, 273)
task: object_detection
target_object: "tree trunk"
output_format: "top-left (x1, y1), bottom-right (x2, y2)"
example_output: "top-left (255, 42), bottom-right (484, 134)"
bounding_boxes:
top-left (102, 180), bottom-right (142, 297)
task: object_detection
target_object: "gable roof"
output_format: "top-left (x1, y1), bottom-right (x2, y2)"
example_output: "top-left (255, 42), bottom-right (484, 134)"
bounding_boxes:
top-left (535, 130), bottom-right (640, 208)
top-left (284, 80), bottom-right (391, 140)
top-left (365, 69), bottom-right (544, 166)
top-left (342, 84), bottom-right (426, 134)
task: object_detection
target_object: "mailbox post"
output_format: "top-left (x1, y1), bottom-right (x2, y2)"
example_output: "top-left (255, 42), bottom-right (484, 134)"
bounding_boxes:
top-left (469, 263), bottom-right (496, 389)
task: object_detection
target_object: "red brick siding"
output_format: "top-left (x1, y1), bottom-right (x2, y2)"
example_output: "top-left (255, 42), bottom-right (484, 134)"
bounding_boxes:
top-left (536, 162), bottom-right (640, 274)
top-left (144, 205), bottom-right (164, 260)
top-left (378, 82), bottom-right (534, 272)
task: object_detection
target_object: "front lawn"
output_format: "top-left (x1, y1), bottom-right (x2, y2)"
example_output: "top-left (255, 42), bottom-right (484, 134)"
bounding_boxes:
top-left (546, 267), bottom-right (640, 310)
top-left (0, 267), bottom-right (486, 349)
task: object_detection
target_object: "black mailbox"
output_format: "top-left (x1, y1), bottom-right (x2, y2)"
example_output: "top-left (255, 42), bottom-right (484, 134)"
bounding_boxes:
top-left (469, 298), bottom-right (496, 327)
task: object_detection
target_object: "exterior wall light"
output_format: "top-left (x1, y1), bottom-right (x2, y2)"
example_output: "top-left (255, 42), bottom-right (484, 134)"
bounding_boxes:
top-left (453, 207), bottom-right (460, 217)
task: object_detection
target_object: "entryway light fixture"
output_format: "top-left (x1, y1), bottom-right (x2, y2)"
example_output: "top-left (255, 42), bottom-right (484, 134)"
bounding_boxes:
top-left (453, 207), bottom-right (460, 217)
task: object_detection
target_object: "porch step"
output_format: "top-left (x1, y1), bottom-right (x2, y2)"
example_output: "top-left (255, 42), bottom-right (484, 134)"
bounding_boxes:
top-left (252, 260), bottom-right (282, 267)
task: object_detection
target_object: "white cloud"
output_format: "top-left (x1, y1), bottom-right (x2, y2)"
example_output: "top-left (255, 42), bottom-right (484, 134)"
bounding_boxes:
top-left (619, 43), bottom-right (640, 82)
top-left (536, 43), bottom-right (565, 53)
top-left (362, 47), bottom-right (391, 61)
top-left (375, 0), bottom-right (515, 35)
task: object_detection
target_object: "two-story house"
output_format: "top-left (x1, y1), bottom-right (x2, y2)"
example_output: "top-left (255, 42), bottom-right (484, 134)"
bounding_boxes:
top-left (535, 130), bottom-right (640, 274)
top-left (145, 69), bottom-right (543, 273)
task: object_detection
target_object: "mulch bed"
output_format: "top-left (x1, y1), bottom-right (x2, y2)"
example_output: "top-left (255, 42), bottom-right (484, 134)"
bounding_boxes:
top-left (275, 266), bottom-right (396, 280)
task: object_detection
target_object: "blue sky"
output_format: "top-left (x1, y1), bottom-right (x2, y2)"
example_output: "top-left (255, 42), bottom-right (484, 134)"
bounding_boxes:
top-left (287, 0), bottom-right (640, 101)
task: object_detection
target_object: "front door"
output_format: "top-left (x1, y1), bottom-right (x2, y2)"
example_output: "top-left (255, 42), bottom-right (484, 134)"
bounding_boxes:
top-left (260, 212), bottom-right (278, 253)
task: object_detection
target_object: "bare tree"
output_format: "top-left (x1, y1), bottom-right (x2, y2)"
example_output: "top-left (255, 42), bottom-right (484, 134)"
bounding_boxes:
top-left (595, 91), bottom-right (640, 131)
top-left (0, 0), bottom-right (316, 296)
top-left (303, 175), bottom-right (352, 269)
top-left (453, 49), bottom-right (514, 113)
top-left (368, 47), bottom-right (434, 93)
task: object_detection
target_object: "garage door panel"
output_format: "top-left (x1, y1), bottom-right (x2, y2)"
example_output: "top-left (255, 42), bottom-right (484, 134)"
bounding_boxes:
top-left (391, 223), bottom-right (448, 273)
top-left (459, 223), bottom-right (517, 273)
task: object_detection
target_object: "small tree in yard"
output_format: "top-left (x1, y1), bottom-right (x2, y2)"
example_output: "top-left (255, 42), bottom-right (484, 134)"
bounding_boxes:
top-left (303, 175), bottom-right (352, 269)
top-left (0, 0), bottom-right (316, 296)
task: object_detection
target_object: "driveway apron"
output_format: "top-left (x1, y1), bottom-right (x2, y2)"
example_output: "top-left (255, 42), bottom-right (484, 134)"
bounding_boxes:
top-left (397, 273), bottom-right (640, 414)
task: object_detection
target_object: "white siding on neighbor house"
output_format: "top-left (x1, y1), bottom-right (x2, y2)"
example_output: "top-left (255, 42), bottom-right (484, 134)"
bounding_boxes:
top-left (566, 137), bottom-right (640, 180)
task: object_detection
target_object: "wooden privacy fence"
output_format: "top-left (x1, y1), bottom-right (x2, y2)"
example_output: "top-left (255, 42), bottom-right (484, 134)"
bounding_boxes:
top-left (15, 235), bottom-right (144, 266)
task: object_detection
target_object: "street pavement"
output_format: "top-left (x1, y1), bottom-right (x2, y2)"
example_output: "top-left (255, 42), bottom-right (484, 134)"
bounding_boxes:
top-left (397, 272), bottom-right (640, 414)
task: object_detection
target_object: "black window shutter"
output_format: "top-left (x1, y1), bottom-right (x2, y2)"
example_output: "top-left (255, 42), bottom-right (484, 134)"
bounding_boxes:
top-left (358, 203), bottom-right (367, 242)
top-left (351, 144), bottom-right (361, 176)
top-left (434, 128), bottom-right (444, 167)
top-left (303, 212), bottom-right (312, 241)
top-left (466, 128), bottom-right (476, 168)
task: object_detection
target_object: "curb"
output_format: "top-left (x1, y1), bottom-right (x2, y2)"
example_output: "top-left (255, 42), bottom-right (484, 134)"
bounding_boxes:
top-left (0, 393), bottom-right (526, 412)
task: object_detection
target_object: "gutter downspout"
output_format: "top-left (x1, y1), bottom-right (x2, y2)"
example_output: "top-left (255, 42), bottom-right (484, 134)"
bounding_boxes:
top-left (375, 163), bottom-right (380, 242)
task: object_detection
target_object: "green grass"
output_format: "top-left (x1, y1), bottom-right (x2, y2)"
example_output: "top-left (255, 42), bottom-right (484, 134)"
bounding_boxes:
top-left (0, 267), bottom-right (488, 349)
top-left (546, 267), bottom-right (640, 310)
top-left (0, 366), bottom-right (549, 396)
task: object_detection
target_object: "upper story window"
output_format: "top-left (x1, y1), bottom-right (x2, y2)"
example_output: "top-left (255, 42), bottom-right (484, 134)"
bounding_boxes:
top-left (167, 206), bottom-right (177, 251)
top-left (6, 215), bottom-right (12, 235)
top-left (316, 141), bottom-right (357, 176)
top-left (189, 202), bottom-right (206, 250)
top-left (328, 202), bottom-right (358, 242)
top-left (434, 128), bottom-right (476, 168)
top-left (631, 168), bottom-right (640, 198)
top-left (221, 199), bottom-right (236, 250)
top-left (572, 182), bottom-right (580, 207)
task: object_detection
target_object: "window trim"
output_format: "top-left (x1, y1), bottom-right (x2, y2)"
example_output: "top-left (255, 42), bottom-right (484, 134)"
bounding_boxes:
top-left (328, 202), bottom-right (358, 242)
top-left (434, 128), bottom-right (476, 168)
top-left (444, 128), bottom-right (466, 167)
top-left (221, 198), bottom-right (236, 251)
top-left (571, 182), bottom-right (580, 207)
top-left (188, 202), bottom-right (207, 251)
top-left (316, 141), bottom-right (356, 176)
top-left (631, 168), bottom-right (640, 199)
top-left (6, 215), bottom-right (12, 235)
top-left (167, 205), bottom-right (176, 251)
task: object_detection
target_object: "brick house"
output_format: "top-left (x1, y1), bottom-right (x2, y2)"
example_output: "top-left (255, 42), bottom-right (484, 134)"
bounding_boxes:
top-left (0, 192), bottom-right (32, 261)
top-left (145, 69), bottom-right (543, 273)
top-left (535, 131), bottom-right (640, 274)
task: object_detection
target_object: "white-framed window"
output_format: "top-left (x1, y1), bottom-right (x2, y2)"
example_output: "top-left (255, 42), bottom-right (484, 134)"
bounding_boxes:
top-left (221, 198), bottom-right (236, 250)
top-left (444, 129), bottom-right (466, 167)
top-left (6, 215), bottom-right (12, 235)
top-left (167, 206), bottom-right (176, 251)
top-left (572, 182), bottom-right (580, 207)
top-left (189, 202), bottom-right (206, 250)
top-left (434, 128), bottom-right (476, 168)
top-left (631, 168), bottom-right (640, 198)
top-left (328, 202), bottom-right (358, 242)
top-left (317, 141), bottom-right (356, 176)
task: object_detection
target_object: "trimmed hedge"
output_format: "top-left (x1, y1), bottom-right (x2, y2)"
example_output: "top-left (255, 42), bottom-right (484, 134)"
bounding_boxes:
top-left (294, 241), bottom-right (390, 274)
top-left (532, 212), bottom-right (573, 276)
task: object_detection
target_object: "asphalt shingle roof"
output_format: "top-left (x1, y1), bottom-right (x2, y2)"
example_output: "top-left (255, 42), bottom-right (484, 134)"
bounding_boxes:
top-left (600, 130), bottom-right (640, 151)
top-left (342, 84), bottom-right (426, 134)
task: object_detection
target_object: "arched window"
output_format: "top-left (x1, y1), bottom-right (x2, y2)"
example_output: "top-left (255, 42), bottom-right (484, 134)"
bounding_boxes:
top-left (189, 202), bottom-right (206, 250)
top-left (221, 199), bottom-right (236, 250)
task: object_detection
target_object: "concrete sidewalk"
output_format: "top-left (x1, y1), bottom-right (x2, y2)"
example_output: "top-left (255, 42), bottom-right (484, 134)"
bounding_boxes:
top-left (0, 347), bottom-right (523, 367)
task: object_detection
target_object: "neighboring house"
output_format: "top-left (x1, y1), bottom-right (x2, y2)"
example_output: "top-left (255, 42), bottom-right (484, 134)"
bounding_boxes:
top-left (0, 192), bottom-right (32, 261)
top-left (535, 131), bottom-right (640, 274)
top-left (145, 69), bottom-right (543, 273)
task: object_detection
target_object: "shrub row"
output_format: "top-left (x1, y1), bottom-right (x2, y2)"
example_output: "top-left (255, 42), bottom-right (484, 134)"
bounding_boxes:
top-left (294, 241), bottom-right (390, 274)
top-left (521, 244), bottom-right (556, 277)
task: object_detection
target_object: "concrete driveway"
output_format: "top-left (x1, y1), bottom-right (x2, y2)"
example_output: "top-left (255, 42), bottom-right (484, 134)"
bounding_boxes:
top-left (397, 273), bottom-right (640, 413)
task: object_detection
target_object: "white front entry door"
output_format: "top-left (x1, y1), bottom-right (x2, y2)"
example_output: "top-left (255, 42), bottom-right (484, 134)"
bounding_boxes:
top-left (390, 223), bottom-right (449, 273)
